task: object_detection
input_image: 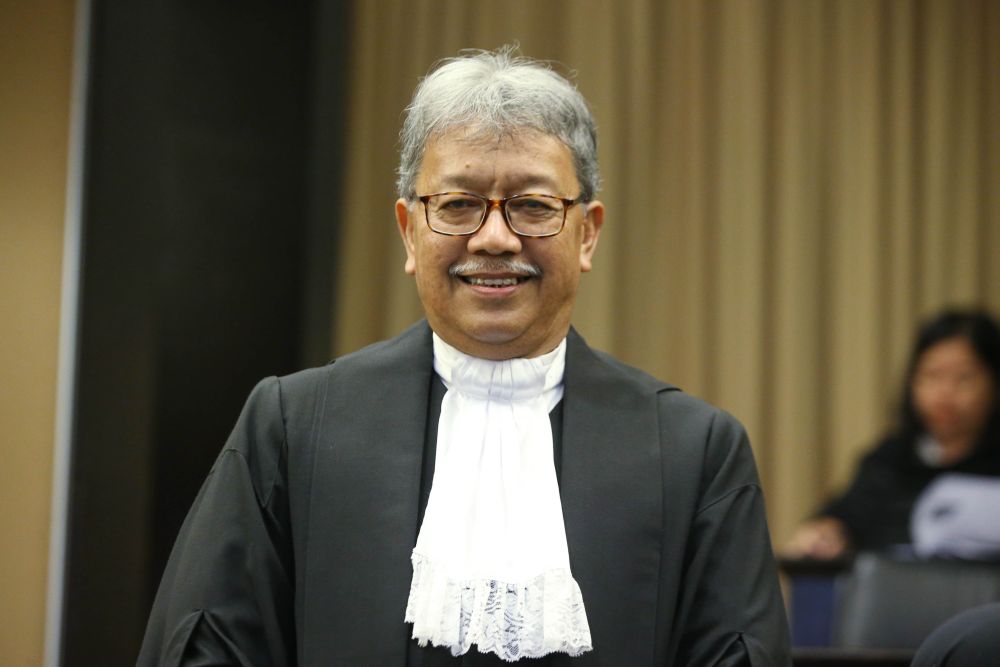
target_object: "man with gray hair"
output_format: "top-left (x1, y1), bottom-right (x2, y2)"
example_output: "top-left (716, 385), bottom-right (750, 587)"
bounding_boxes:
top-left (140, 47), bottom-right (790, 666)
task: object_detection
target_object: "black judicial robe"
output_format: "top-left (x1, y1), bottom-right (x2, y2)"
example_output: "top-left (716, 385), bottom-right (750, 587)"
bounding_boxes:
top-left (138, 321), bottom-right (790, 666)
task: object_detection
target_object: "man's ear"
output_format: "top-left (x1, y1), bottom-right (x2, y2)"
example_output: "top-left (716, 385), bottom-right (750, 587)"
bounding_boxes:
top-left (395, 198), bottom-right (417, 275)
top-left (578, 200), bottom-right (604, 273)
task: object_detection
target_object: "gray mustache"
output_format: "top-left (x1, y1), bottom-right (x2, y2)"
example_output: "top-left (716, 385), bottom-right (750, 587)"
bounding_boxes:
top-left (449, 259), bottom-right (542, 277)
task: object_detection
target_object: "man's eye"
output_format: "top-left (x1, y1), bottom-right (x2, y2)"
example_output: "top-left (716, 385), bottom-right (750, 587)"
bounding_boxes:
top-left (521, 198), bottom-right (556, 209)
top-left (510, 198), bottom-right (559, 217)
top-left (440, 198), bottom-right (479, 210)
top-left (514, 197), bottom-right (557, 209)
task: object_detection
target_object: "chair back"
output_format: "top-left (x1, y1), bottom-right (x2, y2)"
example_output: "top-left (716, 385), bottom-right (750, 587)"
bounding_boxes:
top-left (833, 552), bottom-right (1000, 649)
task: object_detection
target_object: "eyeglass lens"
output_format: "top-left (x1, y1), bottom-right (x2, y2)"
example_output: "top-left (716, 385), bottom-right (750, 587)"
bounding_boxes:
top-left (425, 193), bottom-right (566, 236)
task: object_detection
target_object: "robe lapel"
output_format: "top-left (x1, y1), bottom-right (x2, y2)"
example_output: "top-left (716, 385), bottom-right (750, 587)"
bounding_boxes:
top-left (557, 329), bottom-right (666, 665)
top-left (299, 321), bottom-right (433, 665)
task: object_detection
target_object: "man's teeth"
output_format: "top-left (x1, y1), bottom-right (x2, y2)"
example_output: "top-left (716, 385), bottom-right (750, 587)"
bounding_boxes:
top-left (465, 276), bottom-right (521, 287)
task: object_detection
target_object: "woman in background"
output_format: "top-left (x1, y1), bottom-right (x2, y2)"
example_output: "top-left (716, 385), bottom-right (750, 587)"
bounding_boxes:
top-left (784, 309), bottom-right (1000, 559)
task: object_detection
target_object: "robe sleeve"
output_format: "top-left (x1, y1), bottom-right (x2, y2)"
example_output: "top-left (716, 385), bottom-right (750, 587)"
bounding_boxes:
top-left (137, 377), bottom-right (296, 667)
top-left (675, 410), bottom-right (792, 667)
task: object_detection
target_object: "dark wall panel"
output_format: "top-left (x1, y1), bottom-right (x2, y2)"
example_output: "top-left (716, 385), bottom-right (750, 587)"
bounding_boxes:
top-left (63, 2), bottom-right (351, 663)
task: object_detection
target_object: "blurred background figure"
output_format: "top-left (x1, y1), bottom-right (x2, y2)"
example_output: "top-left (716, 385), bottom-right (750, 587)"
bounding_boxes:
top-left (784, 309), bottom-right (1000, 560)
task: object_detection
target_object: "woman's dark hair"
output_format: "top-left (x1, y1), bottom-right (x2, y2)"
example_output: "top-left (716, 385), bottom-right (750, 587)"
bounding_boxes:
top-left (900, 308), bottom-right (1000, 449)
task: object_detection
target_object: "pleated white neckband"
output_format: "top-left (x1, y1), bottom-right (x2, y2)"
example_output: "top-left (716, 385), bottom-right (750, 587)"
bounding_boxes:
top-left (404, 333), bottom-right (592, 661)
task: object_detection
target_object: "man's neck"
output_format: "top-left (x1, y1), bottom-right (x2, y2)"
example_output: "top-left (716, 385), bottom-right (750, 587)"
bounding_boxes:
top-left (429, 326), bottom-right (569, 361)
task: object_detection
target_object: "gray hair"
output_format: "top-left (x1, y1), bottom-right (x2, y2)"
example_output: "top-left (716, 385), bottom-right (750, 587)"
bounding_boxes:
top-left (396, 46), bottom-right (601, 201)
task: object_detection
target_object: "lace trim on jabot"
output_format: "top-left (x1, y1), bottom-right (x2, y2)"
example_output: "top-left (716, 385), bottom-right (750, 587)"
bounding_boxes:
top-left (404, 552), bottom-right (593, 662)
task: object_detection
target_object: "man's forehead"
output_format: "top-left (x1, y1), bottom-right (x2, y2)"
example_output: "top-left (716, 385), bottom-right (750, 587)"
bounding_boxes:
top-left (431, 124), bottom-right (553, 148)
top-left (432, 169), bottom-right (564, 193)
top-left (419, 126), bottom-right (574, 192)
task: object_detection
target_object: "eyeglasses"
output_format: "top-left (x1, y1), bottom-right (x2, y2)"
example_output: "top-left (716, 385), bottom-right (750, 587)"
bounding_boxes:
top-left (417, 192), bottom-right (585, 238)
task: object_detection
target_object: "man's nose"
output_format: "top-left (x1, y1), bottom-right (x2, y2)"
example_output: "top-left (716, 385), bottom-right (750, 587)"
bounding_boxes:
top-left (467, 205), bottom-right (522, 255)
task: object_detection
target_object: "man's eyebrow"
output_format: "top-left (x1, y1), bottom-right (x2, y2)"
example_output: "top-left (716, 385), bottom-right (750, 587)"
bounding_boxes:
top-left (436, 172), bottom-right (564, 193)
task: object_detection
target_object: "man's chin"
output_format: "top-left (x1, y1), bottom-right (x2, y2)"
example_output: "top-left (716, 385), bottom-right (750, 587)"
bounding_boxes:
top-left (465, 330), bottom-right (526, 356)
top-left (434, 323), bottom-right (532, 360)
top-left (462, 323), bottom-right (569, 360)
top-left (470, 326), bottom-right (523, 345)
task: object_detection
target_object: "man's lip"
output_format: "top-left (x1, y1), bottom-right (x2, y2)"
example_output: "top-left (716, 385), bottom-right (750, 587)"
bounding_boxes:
top-left (457, 273), bottom-right (533, 288)
top-left (458, 273), bottom-right (531, 280)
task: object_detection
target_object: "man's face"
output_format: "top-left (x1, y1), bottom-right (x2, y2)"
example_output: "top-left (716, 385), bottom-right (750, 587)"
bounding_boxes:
top-left (396, 128), bottom-right (603, 360)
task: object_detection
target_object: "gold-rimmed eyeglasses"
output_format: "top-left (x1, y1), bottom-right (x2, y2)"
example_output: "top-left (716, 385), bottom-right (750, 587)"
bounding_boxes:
top-left (417, 192), bottom-right (585, 238)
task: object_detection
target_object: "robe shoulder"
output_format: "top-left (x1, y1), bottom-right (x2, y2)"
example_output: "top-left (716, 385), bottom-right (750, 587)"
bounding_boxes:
top-left (653, 392), bottom-right (790, 666)
top-left (138, 375), bottom-right (298, 666)
top-left (656, 390), bottom-right (763, 509)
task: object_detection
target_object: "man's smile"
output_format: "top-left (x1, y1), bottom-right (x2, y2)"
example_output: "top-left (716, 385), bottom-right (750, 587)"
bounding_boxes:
top-left (457, 274), bottom-right (533, 298)
top-left (450, 259), bottom-right (541, 293)
top-left (458, 274), bottom-right (532, 287)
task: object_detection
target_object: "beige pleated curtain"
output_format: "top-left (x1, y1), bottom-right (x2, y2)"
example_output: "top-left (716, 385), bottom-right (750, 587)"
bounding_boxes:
top-left (332, 0), bottom-right (1000, 544)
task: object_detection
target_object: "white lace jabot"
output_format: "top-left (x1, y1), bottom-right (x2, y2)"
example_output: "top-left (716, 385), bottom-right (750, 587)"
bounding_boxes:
top-left (404, 333), bottom-right (592, 661)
